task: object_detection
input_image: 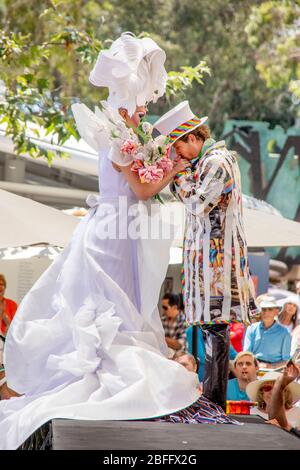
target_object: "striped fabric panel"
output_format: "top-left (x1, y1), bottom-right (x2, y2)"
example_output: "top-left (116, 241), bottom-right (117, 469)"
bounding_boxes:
top-left (223, 176), bottom-right (235, 194)
top-left (169, 117), bottom-right (202, 143)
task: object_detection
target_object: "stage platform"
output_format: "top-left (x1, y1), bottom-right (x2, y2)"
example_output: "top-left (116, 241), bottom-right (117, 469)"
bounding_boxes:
top-left (51, 416), bottom-right (300, 450)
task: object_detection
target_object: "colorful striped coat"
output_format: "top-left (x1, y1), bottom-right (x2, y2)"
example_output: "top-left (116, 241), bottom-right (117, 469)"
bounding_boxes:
top-left (171, 140), bottom-right (256, 324)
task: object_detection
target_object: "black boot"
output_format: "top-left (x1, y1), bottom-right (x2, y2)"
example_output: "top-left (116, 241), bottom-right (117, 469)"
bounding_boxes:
top-left (201, 324), bottom-right (230, 411)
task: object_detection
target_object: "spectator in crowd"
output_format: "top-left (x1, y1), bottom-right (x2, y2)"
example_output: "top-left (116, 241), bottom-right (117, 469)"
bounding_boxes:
top-left (229, 309), bottom-right (245, 352)
top-left (246, 364), bottom-right (300, 431)
top-left (277, 296), bottom-right (299, 334)
top-left (186, 325), bottom-right (237, 383)
top-left (243, 295), bottom-right (291, 369)
top-left (172, 350), bottom-right (197, 373)
top-left (156, 353), bottom-right (240, 426)
top-left (0, 274), bottom-right (17, 337)
top-left (227, 351), bottom-right (259, 401)
top-left (161, 293), bottom-right (187, 356)
top-left (268, 361), bottom-right (300, 437)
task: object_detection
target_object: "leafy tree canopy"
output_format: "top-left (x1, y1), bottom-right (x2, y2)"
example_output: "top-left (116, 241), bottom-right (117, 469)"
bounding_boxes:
top-left (246, 0), bottom-right (300, 113)
top-left (0, 0), bottom-right (298, 163)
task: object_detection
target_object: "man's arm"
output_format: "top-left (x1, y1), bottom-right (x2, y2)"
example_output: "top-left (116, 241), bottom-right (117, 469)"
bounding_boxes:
top-left (243, 325), bottom-right (253, 352)
top-left (281, 332), bottom-right (292, 362)
top-left (165, 337), bottom-right (182, 351)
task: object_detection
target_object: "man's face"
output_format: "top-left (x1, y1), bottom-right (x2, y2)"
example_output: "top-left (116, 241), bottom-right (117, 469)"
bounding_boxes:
top-left (175, 354), bottom-right (197, 373)
top-left (260, 307), bottom-right (278, 324)
top-left (0, 280), bottom-right (5, 296)
top-left (161, 298), bottom-right (178, 319)
top-left (173, 134), bottom-right (204, 160)
top-left (234, 355), bottom-right (258, 383)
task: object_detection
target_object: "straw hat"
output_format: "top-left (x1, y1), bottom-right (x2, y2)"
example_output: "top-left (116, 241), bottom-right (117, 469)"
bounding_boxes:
top-left (246, 371), bottom-right (300, 404)
top-left (154, 101), bottom-right (208, 145)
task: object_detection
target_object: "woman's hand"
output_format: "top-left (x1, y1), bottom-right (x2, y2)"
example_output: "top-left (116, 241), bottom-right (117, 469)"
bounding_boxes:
top-left (0, 382), bottom-right (20, 400)
top-left (280, 361), bottom-right (300, 388)
top-left (112, 162), bottom-right (122, 173)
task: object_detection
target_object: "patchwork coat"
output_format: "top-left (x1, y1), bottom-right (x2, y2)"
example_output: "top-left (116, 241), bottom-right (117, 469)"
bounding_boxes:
top-left (172, 140), bottom-right (256, 324)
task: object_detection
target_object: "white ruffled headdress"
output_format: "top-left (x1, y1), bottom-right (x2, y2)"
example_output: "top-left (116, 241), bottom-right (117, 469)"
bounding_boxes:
top-left (89, 32), bottom-right (167, 115)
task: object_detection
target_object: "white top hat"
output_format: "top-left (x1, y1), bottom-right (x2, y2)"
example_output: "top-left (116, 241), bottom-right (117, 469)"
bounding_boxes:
top-left (246, 371), bottom-right (300, 404)
top-left (154, 101), bottom-right (208, 144)
top-left (89, 32), bottom-right (167, 116)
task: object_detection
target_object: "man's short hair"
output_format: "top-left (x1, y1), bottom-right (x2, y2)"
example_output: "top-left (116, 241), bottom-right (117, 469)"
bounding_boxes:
top-left (173, 351), bottom-right (197, 371)
top-left (179, 124), bottom-right (211, 143)
top-left (234, 351), bottom-right (259, 368)
top-left (162, 293), bottom-right (181, 308)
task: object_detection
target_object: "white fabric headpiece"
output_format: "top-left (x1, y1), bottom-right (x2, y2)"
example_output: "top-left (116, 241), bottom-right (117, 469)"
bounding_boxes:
top-left (89, 32), bottom-right (167, 116)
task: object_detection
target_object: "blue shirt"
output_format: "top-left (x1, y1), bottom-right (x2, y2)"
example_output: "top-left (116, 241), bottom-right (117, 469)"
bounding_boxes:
top-left (227, 378), bottom-right (250, 401)
top-left (243, 321), bottom-right (291, 363)
top-left (186, 326), bottom-right (237, 382)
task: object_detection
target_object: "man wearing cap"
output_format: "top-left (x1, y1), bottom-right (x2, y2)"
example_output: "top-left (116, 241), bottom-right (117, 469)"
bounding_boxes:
top-left (244, 295), bottom-right (291, 368)
top-left (155, 102), bottom-right (256, 408)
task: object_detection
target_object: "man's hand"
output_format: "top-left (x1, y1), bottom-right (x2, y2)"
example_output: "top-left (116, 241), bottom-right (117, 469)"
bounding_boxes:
top-left (165, 336), bottom-right (182, 351)
top-left (173, 158), bottom-right (191, 174)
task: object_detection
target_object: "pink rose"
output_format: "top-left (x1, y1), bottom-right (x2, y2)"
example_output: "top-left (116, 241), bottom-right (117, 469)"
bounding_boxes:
top-left (131, 159), bottom-right (144, 173)
top-left (138, 165), bottom-right (164, 183)
top-left (157, 156), bottom-right (173, 174)
top-left (120, 139), bottom-right (137, 155)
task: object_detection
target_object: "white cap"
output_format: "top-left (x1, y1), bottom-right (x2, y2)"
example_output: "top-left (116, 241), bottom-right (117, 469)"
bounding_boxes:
top-left (89, 32), bottom-right (167, 116)
top-left (154, 101), bottom-right (208, 144)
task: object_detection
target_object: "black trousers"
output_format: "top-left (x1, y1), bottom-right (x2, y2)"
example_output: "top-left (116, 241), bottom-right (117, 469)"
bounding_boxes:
top-left (200, 324), bottom-right (230, 411)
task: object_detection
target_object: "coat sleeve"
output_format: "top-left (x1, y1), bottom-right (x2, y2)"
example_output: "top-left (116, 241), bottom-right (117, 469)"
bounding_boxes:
top-left (172, 154), bottom-right (234, 216)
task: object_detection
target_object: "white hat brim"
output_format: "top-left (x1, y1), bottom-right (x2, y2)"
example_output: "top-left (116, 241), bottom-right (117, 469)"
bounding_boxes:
top-left (246, 371), bottom-right (300, 403)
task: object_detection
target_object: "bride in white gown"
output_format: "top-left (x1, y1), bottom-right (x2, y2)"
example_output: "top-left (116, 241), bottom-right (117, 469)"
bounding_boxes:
top-left (0, 33), bottom-right (199, 450)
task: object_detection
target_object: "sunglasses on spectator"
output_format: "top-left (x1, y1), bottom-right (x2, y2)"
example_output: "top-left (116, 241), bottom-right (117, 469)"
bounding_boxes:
top-left (261, 384), bottom-right (273, 392)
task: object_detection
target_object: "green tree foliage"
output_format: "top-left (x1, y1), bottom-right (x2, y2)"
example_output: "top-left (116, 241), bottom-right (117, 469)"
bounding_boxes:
top-left (246, 0), bottom-right (300, 113)
top-left (0, 0), bottom-right (209, 162)
top-left (0, 0), bottom-right (297, 163)
top-left (86, 0), bottom-right (297, 132)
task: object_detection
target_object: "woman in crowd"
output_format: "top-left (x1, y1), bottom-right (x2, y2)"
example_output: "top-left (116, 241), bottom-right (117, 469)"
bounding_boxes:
top-left (0, 274), bottom-right (17, 337)
top-left (246, 369), bottom-right (300, 429)
top-left (277, 296), bottom-right (299, 334)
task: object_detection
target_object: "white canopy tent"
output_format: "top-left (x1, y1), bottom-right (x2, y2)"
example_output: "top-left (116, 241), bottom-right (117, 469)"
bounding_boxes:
top-left (0, 188), bottom-right (78, 249)
top-left (1, 189), bottom-right (300, 250)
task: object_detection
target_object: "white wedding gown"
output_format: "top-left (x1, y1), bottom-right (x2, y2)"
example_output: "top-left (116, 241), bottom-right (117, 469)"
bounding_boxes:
top-left (0, 149), bottom-right (199, 449)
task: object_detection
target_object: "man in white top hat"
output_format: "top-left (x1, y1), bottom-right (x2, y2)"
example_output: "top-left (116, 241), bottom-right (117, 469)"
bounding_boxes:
top-left (155, 101), bottom-right (257, 409)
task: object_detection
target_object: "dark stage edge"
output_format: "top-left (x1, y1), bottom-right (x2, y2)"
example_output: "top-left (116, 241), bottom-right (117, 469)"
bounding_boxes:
top-left (51, 416), bottom-right (300, 450)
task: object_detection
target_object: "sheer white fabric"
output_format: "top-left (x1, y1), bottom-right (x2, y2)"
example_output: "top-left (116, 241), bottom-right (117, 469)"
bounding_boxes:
top-left (0, 149), bottom-right (199, 449)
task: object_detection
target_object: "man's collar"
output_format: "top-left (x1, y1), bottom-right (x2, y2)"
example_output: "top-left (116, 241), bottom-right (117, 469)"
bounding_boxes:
top-left (260, 320), bottom-right (277, 330)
